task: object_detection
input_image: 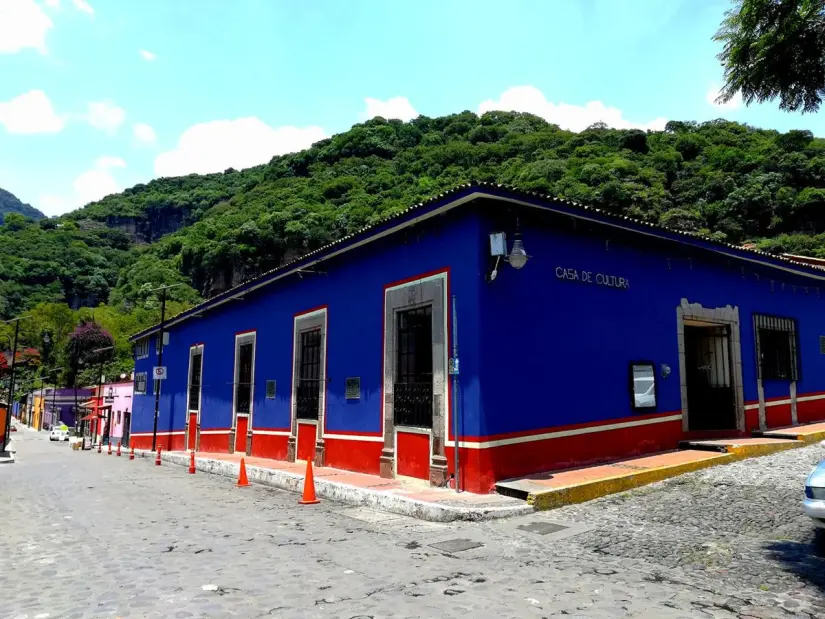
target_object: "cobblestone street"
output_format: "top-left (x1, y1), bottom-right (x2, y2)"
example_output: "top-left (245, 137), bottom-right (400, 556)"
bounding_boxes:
top-left (3, 430), bottom-right (825, 618)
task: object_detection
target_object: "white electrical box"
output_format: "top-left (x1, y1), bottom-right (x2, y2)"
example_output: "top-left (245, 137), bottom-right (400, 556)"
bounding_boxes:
top-left (489, 232), bottom-right (507, 257)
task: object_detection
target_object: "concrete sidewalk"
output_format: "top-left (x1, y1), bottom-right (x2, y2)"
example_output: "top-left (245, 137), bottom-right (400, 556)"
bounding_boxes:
top-left (129, 448), bottom-right (532, 522)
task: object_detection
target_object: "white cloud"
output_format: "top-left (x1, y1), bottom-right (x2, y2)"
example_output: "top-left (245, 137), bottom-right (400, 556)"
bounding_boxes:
top-left (37, 194), bottom-right (68, 217)
top-left (154, 117), bottom-right (327, 177)
top-left (45, 0), bottom-right (60, 8)
top-left (87, 99), bottom-right (125, 134)
top-left (71, 0), bottom-right (93, 15)
top-left (478, 85), bottom-right (667, 132)
top-left (139, 48), bottom-right (156, 61)
top-left (705, 82), bottom-right (742, 111)
top-left (0, 0), bottom-right (54, 54)
top-left (37, 156), bottom-right (126, 215)
top-left (133, 122), bottom-right (157, 144)
top-left (362, 96), bottom-right (418, 122)
top-left (72, 156), bottom-right (125, 206)
top-left (0, 90), bottom-right (64, 134)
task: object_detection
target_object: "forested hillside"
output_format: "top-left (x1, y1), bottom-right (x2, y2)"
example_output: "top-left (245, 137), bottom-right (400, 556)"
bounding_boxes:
top-left (0, 187), bottom-right (45, 225)
top-left (4, 111), bottom-right (825, 388)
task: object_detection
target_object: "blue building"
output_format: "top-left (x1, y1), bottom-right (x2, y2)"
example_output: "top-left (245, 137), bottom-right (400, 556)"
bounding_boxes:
top-left (129, 183), bottom-right (825, 493)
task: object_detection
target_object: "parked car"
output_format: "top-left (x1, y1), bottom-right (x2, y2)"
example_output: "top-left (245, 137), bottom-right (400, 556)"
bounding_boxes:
top-left (803, 458), bottom-right (825, 545)
top-left (49, 427), bottom-right (70, 442)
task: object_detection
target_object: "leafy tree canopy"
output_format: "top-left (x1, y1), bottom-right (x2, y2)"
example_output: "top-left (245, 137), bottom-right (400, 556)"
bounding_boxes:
top-left (715, 0), bottom-right (825, 112)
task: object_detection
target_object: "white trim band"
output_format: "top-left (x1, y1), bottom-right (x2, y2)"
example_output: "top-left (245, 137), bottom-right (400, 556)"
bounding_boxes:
top-left (446, 414), bottom-right (683, 450)
top-left (323, 433), bottom-right (384, 442)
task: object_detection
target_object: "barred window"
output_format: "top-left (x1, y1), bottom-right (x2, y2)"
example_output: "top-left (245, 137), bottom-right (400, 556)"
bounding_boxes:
top-left (134, 372), bottom-right (148, 394)
top-left (754, 314), bottom-right (799, 381)
top-left (134, 338), bottom-right (149, 359)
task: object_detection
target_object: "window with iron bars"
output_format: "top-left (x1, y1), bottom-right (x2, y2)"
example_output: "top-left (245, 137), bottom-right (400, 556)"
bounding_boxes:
top-left (754, 314), bottom-right (799, 381)
top-left (188, 350), bottom-right (203, 412)
top-left (134, 372), bottom-right (147, 394)
top-left (235, 341), bottom-right (254, 414)
top-left (393, 305), bottom-right (433, 428)
top-left (296, 329), bottom-right (322, 420)
top-left (134, 338), bottom-right (149, 359)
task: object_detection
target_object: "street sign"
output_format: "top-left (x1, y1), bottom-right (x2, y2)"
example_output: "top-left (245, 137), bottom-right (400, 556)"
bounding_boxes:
top-left (104, 386), bottom-right (115, 403)
top-left (153, 366), bottom-right (167, 381)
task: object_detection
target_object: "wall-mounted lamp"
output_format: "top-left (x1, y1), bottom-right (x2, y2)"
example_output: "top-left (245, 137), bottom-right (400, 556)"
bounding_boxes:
top-left (487, 220), bottom-right (530, 281)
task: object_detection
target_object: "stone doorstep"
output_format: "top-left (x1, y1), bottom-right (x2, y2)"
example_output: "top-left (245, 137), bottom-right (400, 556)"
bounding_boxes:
top-left (129, 449), bottom-right (533, 523)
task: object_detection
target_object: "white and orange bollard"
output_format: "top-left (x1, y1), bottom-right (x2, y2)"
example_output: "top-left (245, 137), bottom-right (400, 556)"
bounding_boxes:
top-left (116, 441), bottom-right (122, 457)
top-left (129, 446), bottom-right (135, 460)
top-left (155, 446), bottom-right (162, 466)
top-left (107, 442), bottom-right (112, 456)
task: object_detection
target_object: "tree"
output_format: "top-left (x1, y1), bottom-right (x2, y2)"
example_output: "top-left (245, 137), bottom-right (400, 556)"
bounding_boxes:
top-left (715, 0), bottom-right (825, 113)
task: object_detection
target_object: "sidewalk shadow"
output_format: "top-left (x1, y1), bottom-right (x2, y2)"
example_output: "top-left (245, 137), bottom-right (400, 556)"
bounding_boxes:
top-left (767, 537), bottom-right (825, 592)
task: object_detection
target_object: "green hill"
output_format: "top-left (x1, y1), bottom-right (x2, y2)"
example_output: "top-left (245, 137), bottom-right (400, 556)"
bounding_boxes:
top-left (0, 187), bottom-right (45, 225)
top-left (5, 112), bottom-right (825, 346)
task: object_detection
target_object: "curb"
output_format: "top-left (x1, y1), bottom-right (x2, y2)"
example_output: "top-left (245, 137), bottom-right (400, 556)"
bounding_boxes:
top-left (131, 449), bottom-right (533, 523)
top-left (526, 453), bottom-right (732, 510)
top-left (757, 429), bottom-right (825, 445)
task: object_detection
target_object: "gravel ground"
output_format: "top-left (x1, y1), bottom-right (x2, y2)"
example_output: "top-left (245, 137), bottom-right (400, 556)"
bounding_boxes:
top-left (3, 428), bottom-right (825, 618)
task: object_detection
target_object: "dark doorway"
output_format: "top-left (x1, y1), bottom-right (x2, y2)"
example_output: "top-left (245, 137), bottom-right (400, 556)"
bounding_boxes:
top-left (394, 305), bottom-right (434, 428)
top-left (122, 412), bottom-right (131, 447)
top-left (684, 324), bottom-right (737, 431)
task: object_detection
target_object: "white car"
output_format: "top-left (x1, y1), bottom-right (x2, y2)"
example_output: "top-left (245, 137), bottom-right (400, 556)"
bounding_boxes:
top-left (49, 427), bottom-right (70, 442)
top-left (803, 458), bottom-right (825, 544)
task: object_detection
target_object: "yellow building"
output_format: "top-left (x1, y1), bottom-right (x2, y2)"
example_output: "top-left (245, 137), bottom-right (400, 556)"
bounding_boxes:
top-left (31, 392), bottom-right (45, 431)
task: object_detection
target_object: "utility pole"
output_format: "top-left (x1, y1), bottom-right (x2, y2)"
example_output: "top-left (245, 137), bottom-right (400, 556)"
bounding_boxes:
top-left (2, 316), bottom-right (29, 453)
top-left (148, 283), bottom-right (180, 452)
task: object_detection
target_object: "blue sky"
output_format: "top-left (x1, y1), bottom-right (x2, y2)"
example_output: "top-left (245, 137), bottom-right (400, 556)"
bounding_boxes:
top-left (0, 0), bottom-right (822, 217)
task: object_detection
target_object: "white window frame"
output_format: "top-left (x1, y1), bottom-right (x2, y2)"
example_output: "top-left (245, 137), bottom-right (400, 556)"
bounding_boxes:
top-left (232, 332), bottom-right (257, 426)
top-left (134, 371), bottom-right (148, 395)
top-left (135, 338), bottom-right (149, 360)
top-left (187, 344), bottom-right (205, 418)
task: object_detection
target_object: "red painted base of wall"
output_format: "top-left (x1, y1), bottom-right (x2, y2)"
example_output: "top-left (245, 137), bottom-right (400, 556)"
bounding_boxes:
top-left (130, 434), bottom-right (185, 452)
top-left (396, 431), bottom-right (430, 480)
top-left (325, 437), bottom-right (382, 475)
top-left (447, 416), bottom-right (685, 494)
top-left (199, 432), bottom-right (230, 453)
top-left (766, 403), bottom-right (793, 429)
top-left (297, 423), bottom-right (316, 460)
top-left (251, 434), bottom-right (289, 460)
top-left (798, 395), bottom-right (825, 424)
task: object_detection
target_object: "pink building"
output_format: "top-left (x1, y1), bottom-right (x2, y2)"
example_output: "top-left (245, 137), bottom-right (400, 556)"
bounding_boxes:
top-left (94, 381), bottom-right (134, 447)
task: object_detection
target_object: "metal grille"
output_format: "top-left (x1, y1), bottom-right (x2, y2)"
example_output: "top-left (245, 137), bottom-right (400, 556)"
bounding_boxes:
top-left (134, 372), bottom-right (147, 394)
top-left (394, 306), bottom-right (433, 428)
top-left (266, 380), bottom-right (276, 399)
top-left (296, 329), bottom-right (321, 420)
top-left (188, 352), bottom-right (202, 411)
top-left (685, 325), bottom-right (737, 431)
top-left (820, 336), bottom-right (825, 355)
top-left (235, 342), bottom-right (254, 414)
top-left (754, 314), bottom-right (798, 381)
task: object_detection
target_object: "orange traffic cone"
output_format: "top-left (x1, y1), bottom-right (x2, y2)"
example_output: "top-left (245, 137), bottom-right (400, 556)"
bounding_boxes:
top-left (116, 441), bottom-right (122, 457)
top-left (236, 458), bottom-right (249, 487)
top-left (155, 446), bottom-right (162, 466)
top-left (299, 459), bottom-right (321, 505)
top-left (188, 450), bottom-right (196, 474)
top-left (129, 446), bottom-right (135, 460)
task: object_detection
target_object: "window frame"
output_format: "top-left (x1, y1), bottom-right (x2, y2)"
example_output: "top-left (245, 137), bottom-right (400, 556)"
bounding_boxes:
top-left (134, 371), bottom-right (148, 395)
top-left (232, 332), bottom-right (256, 422)
top-left (187, 344), bottom-right (205, 415)
top-left (753, 313), bottom-right (800, 382)
top-left (134, 337), bottom-right (149, 360)
top-left (629, 361), bottom-right (657, 412)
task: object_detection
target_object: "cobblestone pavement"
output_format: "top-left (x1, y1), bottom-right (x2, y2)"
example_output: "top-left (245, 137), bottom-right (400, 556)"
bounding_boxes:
top-left (3, 429), bottom-right (825, 619)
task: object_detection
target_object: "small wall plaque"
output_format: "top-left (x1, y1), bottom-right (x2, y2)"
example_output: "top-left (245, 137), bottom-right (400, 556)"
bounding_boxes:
top-left (345, 377), bottom-right (361, 400)
top-left (266, 380), bottom-right (276, 399)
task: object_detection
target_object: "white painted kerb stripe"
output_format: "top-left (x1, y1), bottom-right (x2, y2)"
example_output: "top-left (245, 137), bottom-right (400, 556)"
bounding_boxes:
top-left (446, 414), bottom-right (683, 450)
